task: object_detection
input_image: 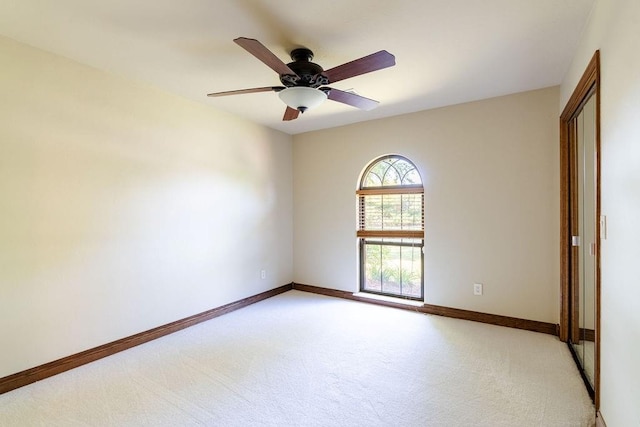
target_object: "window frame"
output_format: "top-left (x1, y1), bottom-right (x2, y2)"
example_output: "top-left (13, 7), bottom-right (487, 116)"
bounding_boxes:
top-left (357, 155), bottom-right (424, 300)
top-left (359, 238), bottom-right (424, 300)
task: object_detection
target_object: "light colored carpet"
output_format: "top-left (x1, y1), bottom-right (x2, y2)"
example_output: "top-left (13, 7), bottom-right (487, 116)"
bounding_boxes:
top-left (0, 290), bottom-right (595, 426)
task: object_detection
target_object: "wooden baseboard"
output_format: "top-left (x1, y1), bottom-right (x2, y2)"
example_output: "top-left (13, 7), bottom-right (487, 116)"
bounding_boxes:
top-left (421, 303), bottom-right (558, 335)
top-left (1, 282), bottom-right (558, 395)
top-left (0, 283), bottom-right (293, 395)
top-left (292, 283), bottom-right (558, 336)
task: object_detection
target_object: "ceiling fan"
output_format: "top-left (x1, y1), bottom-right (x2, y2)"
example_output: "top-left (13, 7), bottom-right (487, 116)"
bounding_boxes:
top-left (207, 37), bottom-right (396, 121)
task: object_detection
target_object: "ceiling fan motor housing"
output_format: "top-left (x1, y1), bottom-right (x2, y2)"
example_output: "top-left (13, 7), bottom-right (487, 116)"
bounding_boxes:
top-left (280, 48), bottom-right (330, 88)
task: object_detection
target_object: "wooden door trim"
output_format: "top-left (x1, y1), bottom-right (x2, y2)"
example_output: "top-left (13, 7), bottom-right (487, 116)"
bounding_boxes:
top-left (559, 50), bottom-right (601, 409)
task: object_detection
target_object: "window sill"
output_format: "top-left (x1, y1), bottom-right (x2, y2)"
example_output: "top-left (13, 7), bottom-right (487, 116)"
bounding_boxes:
top-left (352, 292), bottom-right (424, 307)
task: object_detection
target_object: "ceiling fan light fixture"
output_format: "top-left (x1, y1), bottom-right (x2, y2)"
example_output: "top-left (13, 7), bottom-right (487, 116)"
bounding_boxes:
top-left (278, 87), bottom-right (327, 113)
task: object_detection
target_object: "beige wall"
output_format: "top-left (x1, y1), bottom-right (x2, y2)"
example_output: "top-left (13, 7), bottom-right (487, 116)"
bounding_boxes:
top-left (293, 87), bottom-right (560, 324)
top-left (0, 36), bottom-right (293, 378)
top-left (561, 0), bottom-right (640, 423)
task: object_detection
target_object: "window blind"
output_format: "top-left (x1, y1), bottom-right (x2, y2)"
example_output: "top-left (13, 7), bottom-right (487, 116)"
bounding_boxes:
top-left (357, 187), bottom-right (424, 238)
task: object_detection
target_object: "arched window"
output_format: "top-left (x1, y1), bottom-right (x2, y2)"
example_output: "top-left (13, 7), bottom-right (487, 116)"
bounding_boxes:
top-left (357, 155), bottom-right (424, 300)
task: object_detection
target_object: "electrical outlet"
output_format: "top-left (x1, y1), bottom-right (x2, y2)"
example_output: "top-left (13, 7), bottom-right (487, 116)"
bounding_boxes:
top-left (260, 270), bottom-right (266, 279)
top-left (473, 283), bottom-right (483, 296)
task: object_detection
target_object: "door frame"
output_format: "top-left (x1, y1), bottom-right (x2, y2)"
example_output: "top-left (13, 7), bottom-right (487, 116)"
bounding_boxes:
top-left (559, 50), bottom-right (601, 408)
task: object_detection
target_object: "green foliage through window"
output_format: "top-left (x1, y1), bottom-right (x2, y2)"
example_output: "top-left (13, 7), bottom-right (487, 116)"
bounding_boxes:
top-left (363, 239), bottom-right (422, 298)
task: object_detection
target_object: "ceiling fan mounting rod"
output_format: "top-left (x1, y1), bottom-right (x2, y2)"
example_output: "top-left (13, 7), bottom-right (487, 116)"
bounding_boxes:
top-left (290, 48), bottom-right (314, 62)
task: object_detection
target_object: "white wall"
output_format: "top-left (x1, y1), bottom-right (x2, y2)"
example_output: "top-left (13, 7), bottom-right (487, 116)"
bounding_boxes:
top-left (293, 87), bottom-right (560, 324)
top-left (0, 36), bottom-right (293, 378)
top-left (561, 0), bottom-right (640, 423)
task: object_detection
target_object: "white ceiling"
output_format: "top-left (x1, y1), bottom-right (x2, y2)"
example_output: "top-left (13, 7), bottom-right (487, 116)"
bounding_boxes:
top-left (0, 0), bottom-right (595, 135)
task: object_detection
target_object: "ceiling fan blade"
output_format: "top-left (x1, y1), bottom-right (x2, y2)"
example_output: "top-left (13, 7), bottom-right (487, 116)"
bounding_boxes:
top-left (326, 88), bottom-right (379, 111)
top-left (234, 37), bottom-right (297, 76)
top-left (207, 86), bottom-right (284, 97)
top-left (283, 106), bottom-right (300, 121)
top-left (324, 50), bottom-right (395, 84)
